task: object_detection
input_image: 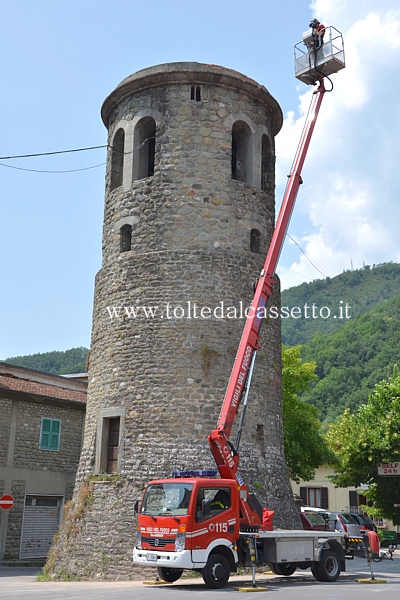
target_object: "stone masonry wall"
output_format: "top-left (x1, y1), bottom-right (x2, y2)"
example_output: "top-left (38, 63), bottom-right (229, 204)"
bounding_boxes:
top-left (0, 396), bottom-right (85, 561)
top-left (81, 249), bottom-right (283, 478)
top-left (4, 480), bottom-right (25, 560)
top-left (12, 399), bottom-right (85, 473)
top-left (0, 398), bottom-right (12, 466)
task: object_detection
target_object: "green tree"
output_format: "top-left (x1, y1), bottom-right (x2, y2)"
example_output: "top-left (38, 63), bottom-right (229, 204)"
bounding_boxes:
top-left (326, 368), bottom-right (400, 524)
top-left (282, 345), bottom-right (331, 483)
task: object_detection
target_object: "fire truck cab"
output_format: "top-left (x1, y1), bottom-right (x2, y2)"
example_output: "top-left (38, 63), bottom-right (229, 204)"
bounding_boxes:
top-left (133, 471), bottom-right (240, 587)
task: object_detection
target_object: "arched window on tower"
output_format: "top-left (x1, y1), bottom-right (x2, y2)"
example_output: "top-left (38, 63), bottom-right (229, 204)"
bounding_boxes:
top-left (120, 224), bottom-right (132, 253)
top-left (250, 229), bottom-right (261, 253)
top-left (110, 128), bottom-right (125, 191)
top-left (261, 134), bottom-right (274, 192)
top-left (232, 121), bottom-right (251, 183)
top-left (134, 117), bottom-right (156, 181)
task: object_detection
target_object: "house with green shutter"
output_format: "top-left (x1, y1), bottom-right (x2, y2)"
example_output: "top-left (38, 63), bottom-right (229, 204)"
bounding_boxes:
top-left (0, 362), bottom-right (86, 564)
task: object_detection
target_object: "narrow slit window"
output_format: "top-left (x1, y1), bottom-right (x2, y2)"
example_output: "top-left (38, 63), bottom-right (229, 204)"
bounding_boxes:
top-left (256, 424), bottom-right (264, 445)
top-left (106, 417), bottom-right (120, 473)
top-left (99, 416), bottom-right (121, 473)
top-left (232, 121), bottom-right (251, 183)
top-left (120, 224), bottom-right (132, 253)
top-left (250, 229), bottom-right (261, 253)
top-left (96, 410), bottom-right (125, 474)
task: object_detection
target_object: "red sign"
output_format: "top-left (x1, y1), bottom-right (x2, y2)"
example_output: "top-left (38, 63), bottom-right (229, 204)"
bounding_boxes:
top-left (0, 494), bottom-right (14, 510)
top-left (378, 462), bottom-right (400, 476)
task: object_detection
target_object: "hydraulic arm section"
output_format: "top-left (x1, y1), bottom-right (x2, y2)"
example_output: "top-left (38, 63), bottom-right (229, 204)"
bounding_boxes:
top-left (208, 78), bottom-right (327, 526)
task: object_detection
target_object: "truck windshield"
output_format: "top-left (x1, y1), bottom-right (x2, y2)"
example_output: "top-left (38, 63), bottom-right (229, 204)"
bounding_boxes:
top-left (140, 482), bottom-right (194, 516)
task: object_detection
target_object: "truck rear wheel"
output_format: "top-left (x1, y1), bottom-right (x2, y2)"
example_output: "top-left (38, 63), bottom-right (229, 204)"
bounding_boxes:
top-left (268, 564), bottom-right (280, 575)
top-left (156, 566), bottom-right (183, 583)
top-left (312, 550), bottom-right (341, 582)
top-left (202, 553), bottom-right (230, 589)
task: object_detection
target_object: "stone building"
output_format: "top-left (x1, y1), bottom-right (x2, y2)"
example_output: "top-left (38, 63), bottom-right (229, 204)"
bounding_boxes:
top-left (0, 362), bottom-right (86, 563)
top-left (48, 62), bottom-right (299, 579)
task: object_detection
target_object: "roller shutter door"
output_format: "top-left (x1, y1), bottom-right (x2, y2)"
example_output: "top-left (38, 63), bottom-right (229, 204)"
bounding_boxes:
top-left (20, 496), bottom-right (62, 559)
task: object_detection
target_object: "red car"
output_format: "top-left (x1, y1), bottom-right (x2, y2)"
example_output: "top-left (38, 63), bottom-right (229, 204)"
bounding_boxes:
top-left (300, 511), bottom-right (332, 531)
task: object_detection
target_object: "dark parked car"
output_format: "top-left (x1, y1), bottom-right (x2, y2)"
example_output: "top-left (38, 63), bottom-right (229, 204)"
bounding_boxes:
top-left (349, 513), bottom-right (377, 533)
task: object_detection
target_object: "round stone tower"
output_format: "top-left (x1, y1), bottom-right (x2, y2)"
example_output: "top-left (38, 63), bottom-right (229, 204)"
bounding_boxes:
top-left (48, 63), bottom-right (299, 580)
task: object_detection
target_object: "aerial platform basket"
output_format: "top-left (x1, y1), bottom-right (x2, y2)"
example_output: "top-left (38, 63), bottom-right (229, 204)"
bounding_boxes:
top-left (294, 26), bottom-right (345, 85)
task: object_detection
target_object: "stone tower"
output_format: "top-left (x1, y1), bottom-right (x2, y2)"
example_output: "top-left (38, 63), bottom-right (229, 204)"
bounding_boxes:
top-left (48, 63), bottom-right (299, 580)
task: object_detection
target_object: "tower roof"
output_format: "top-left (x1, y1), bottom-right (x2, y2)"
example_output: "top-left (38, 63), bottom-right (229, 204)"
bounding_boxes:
top-left (101, 62), bottom-right (283, 136)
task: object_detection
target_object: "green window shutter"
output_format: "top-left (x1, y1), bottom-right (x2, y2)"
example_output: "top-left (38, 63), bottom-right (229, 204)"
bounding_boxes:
top-left (40, 419), bottom-right (51, 449)
top-left (40, 419), bottom-right (61, 450)
top-left (50, 419), bottom-right (60, 449)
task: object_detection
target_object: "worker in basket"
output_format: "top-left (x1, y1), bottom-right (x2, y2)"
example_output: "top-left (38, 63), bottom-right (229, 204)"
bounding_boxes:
top-left (309, 18), bottom-right (326, 51)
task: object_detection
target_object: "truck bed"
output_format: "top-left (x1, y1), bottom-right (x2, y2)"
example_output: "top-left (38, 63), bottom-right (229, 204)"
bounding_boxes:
top-left (243, 529), bottom-right (345, 539)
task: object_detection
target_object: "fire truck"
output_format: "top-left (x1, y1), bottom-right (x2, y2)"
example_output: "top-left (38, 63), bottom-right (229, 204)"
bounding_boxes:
top-left (133, 25), bottom-right (356, 588)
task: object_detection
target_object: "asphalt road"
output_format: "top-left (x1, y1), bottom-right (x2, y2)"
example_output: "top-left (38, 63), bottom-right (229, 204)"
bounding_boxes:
top-left (0, 555), bottom-right (399, 600)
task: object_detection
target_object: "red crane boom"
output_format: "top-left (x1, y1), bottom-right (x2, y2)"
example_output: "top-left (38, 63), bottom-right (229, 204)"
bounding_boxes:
top-left (208, 78), bottom-right (326, 526)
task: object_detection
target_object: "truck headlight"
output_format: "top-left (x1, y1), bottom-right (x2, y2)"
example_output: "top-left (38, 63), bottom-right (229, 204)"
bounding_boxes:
top-left (175, 525), bottom-right (186, 552)
top-left (136, 529), bottom-right (142, 550)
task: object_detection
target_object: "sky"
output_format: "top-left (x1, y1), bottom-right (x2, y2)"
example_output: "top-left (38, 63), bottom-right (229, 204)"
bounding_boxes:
top-left (1, 0), bottom-right (399, 359)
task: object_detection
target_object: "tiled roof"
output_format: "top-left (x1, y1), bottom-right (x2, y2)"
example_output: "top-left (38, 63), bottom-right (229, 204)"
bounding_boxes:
top-left (0, 372), bottom-right (87, 405)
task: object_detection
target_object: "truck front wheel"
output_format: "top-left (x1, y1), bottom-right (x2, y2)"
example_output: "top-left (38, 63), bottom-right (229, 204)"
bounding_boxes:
top-left (311, 550), bottom-right (341, 582)
top-left (202, 553), bottom-right (230, 589)
top-left (156, 566), bottom-right (183, 583)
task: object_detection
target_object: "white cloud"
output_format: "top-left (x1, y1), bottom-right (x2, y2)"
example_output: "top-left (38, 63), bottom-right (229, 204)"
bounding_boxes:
top-left (276, 1), bottom-right (400, 289)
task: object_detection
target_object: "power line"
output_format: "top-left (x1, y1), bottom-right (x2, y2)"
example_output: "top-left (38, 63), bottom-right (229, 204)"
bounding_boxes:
top-left (0, 137), bottom-right (154, 173)
top-left (286, 233), bottom-right (330, 279)
top-left (0, 137), bottom-right (154, 161)
top-left (0, 161), bottom-right (106, 174)
top-left (0, 145), bottom-right (108, 160)
top-left (286, 233), bottom-right (368, 315)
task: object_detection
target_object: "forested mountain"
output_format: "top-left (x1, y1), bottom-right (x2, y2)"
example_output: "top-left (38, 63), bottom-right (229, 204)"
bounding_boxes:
top-left (281, 262), bottom-right (400, 422)
top-left (300, 295), bottom-right (400, 422)
top-left (3, 347), bottom-right (88, 375)
top-left (281, 262), bottom-right (400, 346)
